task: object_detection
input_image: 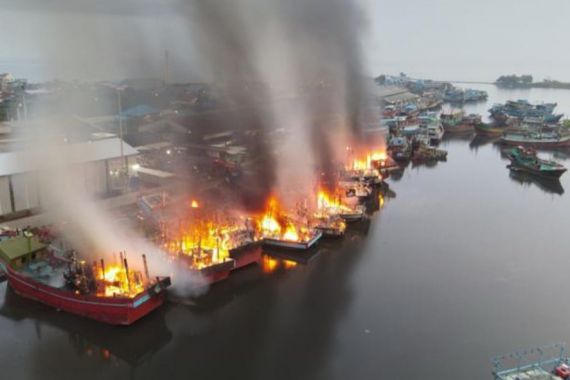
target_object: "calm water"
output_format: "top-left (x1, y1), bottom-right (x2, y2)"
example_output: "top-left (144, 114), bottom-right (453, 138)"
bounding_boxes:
top-left (3, 86), bottom-right (570, 379)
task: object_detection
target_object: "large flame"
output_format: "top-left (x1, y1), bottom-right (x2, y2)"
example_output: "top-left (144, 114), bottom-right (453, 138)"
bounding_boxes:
top-left (261, 214), bottom-right (281, 234)
top-left (163, 215), bottom-right (258, 271)
top-left (258, 197), bottom-right (313, 243)
top-left (282, 225), bottom-right (299, 241)
top-left (97, 262), bottom-right (145, 298)
top-left (317, 190), bottom-right (352, 214)
top-left (349, 149), bottom-right (387, 171)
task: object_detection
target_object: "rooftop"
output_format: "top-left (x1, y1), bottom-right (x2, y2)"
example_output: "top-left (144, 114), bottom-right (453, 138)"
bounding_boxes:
top-left (0, 236), bottom-right (46, 262)
top-left (0, 137), bottom-right (138, 177)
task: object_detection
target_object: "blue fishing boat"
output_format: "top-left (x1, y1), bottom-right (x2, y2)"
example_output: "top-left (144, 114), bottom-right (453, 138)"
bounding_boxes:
top-left (507, 146), bottom-right (567, 179)
top-left (490, 100), bottom-right (562, 124)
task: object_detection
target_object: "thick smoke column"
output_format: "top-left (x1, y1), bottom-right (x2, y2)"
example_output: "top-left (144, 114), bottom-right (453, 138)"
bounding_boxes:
top-left (184, 0), bottom-right (370, 199)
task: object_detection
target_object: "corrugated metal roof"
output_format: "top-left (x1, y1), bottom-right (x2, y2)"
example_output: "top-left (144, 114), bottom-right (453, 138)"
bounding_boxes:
top-left (0, 137), bottom-right (138, 177)
top-left (0, 236), bottom-right (46, 262)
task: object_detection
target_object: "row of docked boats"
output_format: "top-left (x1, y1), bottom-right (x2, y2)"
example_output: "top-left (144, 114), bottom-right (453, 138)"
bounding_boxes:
top-left (443, 88), bottom-right (488, 103)
top-left (489, 99), bottom-right (563, 124)
top-left (466, 99), bottom-right (570, 149)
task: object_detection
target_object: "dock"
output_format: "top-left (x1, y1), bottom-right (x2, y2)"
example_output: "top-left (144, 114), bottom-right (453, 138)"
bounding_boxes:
top-left (493, 343), bottom-right (567, 380)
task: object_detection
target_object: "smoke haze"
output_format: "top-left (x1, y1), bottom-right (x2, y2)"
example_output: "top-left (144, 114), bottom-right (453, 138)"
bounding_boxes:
top-left (184, 0), bottom-right (370, 203)
top-left (3, 0), bottom-right (372, 295)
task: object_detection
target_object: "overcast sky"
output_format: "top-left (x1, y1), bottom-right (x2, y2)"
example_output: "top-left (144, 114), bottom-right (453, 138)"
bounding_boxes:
top-left (1, 0), bottom-right (570, 82)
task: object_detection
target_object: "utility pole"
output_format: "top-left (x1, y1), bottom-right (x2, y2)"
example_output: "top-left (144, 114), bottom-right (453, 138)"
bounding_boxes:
top-left (117, 87), bottom-right (127, 191)
top-left (22, 93), bottom-right (28, 121)
top-left (117, 88), bottom-right (125, 169)
top-left (163, 50), bottom-right (170, 86)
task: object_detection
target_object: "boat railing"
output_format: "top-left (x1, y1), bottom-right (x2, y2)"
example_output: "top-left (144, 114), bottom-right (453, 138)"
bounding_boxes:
top-left (492, 343), bottom-right (566, 379)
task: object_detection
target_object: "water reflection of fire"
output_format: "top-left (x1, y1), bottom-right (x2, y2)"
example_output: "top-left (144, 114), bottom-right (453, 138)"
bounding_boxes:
top-left (262, 255), bottom-right (298, 274)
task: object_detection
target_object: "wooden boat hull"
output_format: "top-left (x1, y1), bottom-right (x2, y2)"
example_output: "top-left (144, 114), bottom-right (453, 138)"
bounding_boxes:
top-left (508, 164), bottom-right (566, 179)
top-left (3, 264), bottom-right (170, 325)
top-left (474, 123), bottom-right (504, 136)
top-left (443, 124), bottom-right (474, 134)
top-left (500, 136), bottom-right (570, 148)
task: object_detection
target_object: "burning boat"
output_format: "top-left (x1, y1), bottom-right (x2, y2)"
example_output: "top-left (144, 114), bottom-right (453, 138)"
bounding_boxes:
top-left (159, 196), bottom-right (263, 284)
top-left (338, 179), bottom-right (373, 204)
top-left (0, 235), bottom-right (171, 325)
top-left (313, 215), bottom-right (346, 238)
top-left (259, 199), bottom-right (323, 250)
top-left (224, 218), bottom-right (263, 268)
top-left (165, 222), bottom-right (236, 284)
top-left (317, 190), bottom-right (365, 223)
top-left (347, 154), bottom-right (384, 186)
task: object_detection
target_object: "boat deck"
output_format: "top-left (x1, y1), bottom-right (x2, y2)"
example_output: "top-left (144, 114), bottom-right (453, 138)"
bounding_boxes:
top-left (497, 367), bottom-right (558, 380)
top-left (493, 343), bottom-right (566, 380)
top-left (20, 260), bottom-right (65, 287)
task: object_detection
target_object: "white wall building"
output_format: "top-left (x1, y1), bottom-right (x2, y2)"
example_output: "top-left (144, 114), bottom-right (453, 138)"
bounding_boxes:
top-left (0, 137), bottom-right (138, 218)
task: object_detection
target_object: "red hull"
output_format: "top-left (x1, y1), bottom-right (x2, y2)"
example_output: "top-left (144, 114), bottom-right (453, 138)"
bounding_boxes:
top-left (187, 259), bottom-right (235, 285)
top-left (5, 265), bottom-right (167, 325)
top-left (204, 270), bottom-right (231, 284)
top-left (230, 244), bottom-right (262, 269)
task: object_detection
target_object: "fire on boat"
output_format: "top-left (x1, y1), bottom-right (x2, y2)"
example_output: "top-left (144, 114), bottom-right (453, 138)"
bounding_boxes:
top-left (162, 214), bottom-right (261, 284)
top-left (259, 198), bottom-right (323, 250)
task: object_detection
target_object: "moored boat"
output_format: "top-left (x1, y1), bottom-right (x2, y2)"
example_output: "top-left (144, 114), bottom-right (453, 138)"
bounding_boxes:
top-left (442, 110), bottom-right (481, 134)
top-left (474, 122), bottom-right (505, 136)
top-left (313, 215), bottom-right (346, 238)
top-left (500, 129), bottom-right (570, 148)
top-left (507, 146), bottom-right (567, 179)
top-left (263, 230), bottom-right (323, 250)
top-left (387, 136), bottom-right (412, 162)
top-left (426, 123), bottom-right (445, 144)
top-left (0, 235), bottom-right (171, 325)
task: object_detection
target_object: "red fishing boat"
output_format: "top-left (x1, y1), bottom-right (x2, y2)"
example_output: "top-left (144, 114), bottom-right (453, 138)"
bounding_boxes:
top-left (0, 236), bottom-right (171, 326)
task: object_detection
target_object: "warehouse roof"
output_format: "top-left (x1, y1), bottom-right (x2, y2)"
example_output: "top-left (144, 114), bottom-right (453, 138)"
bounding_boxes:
top-left (0, 137), bottom-right (138, 177)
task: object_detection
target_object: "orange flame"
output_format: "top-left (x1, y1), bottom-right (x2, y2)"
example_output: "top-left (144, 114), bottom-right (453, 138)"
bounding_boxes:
top-left (349, 149), bottom-right (387, 171)
top-left (258, 197), bottom-right (313, 243)
top-left (164, 215), bottom-right (258, 271)
top-left (317, 190), bottom-right (352, 213)
top-left (282, 225), bottom-right (299, 241)
top-left (98, 263), bottom-right (145, 298)
top-left (191, 200), bottom-right (199, 208)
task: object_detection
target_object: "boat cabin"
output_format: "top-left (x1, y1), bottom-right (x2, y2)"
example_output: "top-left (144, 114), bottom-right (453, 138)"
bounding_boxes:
top-left (0, 236), bottom-right (47, 269)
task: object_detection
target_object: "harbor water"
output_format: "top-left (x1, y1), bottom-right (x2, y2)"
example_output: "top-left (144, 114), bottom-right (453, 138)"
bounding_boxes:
top-left (3, 85), bottom-right (570, 379)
